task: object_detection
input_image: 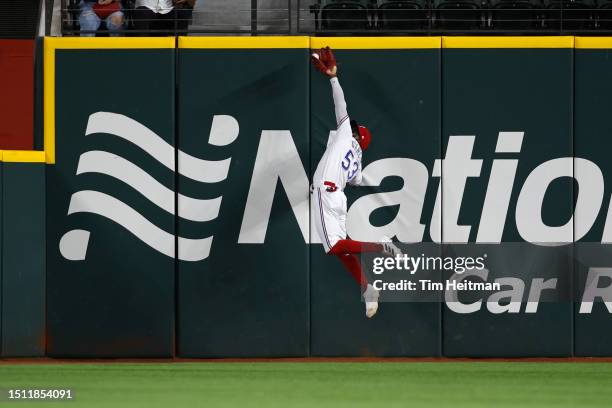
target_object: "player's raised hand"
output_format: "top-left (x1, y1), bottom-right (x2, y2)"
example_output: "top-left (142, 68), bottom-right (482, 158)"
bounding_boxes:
top-left (311, 47), bottom-right (337, 77)
top-left (311, 48), bottom-right (330, 75)
top-left (320, 47), bottom-right (337, 74)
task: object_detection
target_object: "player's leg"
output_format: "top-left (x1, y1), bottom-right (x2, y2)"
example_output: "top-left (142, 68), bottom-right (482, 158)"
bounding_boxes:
top-left (328, 239), bottom-right (383, 254)
top-left (312, 188), bottom-right (365, 282)
top-left (312, 187), bottom-right (334, 253)
top-left (335, 253), bottom-right (367, 289)
top-left (334, 253), bottom-right (379, 318)
top-left (329, 239), bottom-right (402, 257)
top-left (325, 194), bottom-right (402, 256)
top-left (319, 190), bottom-right (384, 254)
top-left (314, 188), bottom-right (383, 317)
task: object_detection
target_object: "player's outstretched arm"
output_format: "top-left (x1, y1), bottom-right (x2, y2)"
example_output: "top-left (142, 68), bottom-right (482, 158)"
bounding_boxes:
top-left (311, 47), bottom-right (348, 127)
top-left (330, 77), bottom-right (348, 127)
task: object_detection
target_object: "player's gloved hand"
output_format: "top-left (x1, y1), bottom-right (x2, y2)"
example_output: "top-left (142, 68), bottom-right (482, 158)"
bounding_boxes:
top-left (311, 47), bottom-right (337, 77)
top-left (320, 47), bottom-right (337, 74)
top-left (311, 49), bottom-right (328, 74)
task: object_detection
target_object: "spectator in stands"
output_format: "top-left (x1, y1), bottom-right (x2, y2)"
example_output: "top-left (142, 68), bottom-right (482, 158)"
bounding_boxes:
top-left (133, 0), bottom-right (197, 35)
top-left (79, 0), bottom-right (125, 36)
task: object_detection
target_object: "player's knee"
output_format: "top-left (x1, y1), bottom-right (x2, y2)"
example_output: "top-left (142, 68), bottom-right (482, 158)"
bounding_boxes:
top-left (328, 243), bottom-right (341, 255)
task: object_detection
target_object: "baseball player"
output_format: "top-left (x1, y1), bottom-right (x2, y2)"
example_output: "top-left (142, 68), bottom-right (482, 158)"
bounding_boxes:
top-left (311, 47), bottom-right (402, 318)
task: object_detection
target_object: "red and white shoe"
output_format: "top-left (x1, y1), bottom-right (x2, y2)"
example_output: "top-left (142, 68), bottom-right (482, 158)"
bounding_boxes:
top-left (381, 236), bottom-right (403, 257)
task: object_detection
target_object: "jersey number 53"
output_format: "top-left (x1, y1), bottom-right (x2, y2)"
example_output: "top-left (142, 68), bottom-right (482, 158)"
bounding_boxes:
top-left (341, 150), bottom-right (359, 180)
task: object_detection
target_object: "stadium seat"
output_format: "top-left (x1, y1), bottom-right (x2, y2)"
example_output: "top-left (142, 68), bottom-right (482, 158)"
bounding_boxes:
top-left (375, 0), bottom-right (431, 30)
top-left (488, 0), bottom-right (542, 29)
top-left (0, 0), bottom-right (40, 38)
top-left (542, 0), bottom-right (595, 30)
top-left (316, 0), bottom-right (373, 31)
top-left (595, 0), bottom-right (612, 29)
top-left (433, 0), bottom-right (485, 30)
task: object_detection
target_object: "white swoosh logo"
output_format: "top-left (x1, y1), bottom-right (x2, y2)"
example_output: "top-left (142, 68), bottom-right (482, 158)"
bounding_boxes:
top-left (64, 190), bottom-right (212, 262)
top-left (60, 113), bottom-right (239, 263)
top-left (86, 111), bottom-right (233, 183)
top-left (77, 150), bottom-right (221, 222)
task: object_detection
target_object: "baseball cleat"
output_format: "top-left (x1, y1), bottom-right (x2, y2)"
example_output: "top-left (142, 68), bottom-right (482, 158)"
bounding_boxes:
top-left (363, 283), bottom-right (380, 318)
top-left (381, 236), bottom-right (403, 257)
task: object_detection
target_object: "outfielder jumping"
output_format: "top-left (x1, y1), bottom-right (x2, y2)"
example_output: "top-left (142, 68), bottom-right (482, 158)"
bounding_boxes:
top-left (311, 47), bottom-right (402, 318)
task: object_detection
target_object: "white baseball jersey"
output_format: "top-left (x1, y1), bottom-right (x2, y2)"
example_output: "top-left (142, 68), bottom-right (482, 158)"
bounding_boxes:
top-left (312, 77), bottom-right (363, 252)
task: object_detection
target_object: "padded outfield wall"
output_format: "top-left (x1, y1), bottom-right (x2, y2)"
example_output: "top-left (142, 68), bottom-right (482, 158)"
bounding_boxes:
top-left (15, 36), bottom-right (612, 357)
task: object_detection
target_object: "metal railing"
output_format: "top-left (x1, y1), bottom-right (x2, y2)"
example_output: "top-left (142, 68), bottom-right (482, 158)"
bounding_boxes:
top-left (58, 0), bottom-right (612, 36)
top-left (299, 0), bottom-right (612, 35)
top-left (60, 0), bottom-right (292, 36)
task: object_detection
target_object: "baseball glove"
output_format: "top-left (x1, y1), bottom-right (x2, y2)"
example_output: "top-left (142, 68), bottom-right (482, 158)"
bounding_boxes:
top-left (311, 46), bottom-right (337, 77)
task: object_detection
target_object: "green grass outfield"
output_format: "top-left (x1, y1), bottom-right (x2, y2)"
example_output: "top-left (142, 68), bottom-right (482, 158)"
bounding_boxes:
top-left (1, 361), bottom-right (611, 407)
